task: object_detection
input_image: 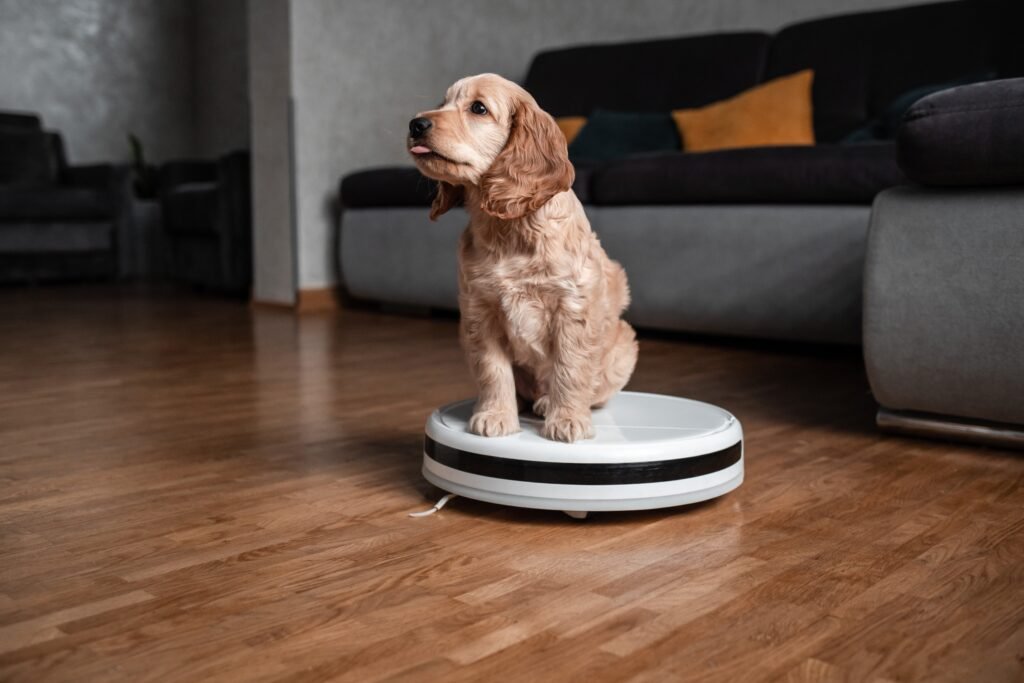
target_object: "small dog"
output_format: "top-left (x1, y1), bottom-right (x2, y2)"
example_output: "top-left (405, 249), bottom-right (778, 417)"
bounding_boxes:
top-left (408, 73), bottom-right (637, 442)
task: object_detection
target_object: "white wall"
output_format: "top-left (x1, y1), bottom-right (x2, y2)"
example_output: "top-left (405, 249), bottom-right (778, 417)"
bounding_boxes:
top-left (285, 0), bottom-right (923, 291)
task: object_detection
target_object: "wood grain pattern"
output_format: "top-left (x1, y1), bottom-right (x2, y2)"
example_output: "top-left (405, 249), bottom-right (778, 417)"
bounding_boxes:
top-left (1, 286), bottom-right (1023, 682)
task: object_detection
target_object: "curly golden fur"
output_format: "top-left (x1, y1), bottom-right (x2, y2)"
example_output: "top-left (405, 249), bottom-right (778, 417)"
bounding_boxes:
top-left (408, 73), bottom-right (637, 442)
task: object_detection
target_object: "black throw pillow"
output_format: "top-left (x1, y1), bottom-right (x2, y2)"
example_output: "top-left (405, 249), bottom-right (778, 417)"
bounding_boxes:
top-left (568, 109), bottom-right (681, 163)
top-left (842, 71), bottom-right (997, 143)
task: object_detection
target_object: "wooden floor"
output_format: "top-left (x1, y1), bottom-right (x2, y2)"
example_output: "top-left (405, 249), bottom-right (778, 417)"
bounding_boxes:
top-left (1, 287), bottom-right (1022, 682)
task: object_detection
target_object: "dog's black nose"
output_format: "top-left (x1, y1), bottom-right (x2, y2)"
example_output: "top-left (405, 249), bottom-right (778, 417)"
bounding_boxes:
top-left (409, 117), bottom-right (432, 139)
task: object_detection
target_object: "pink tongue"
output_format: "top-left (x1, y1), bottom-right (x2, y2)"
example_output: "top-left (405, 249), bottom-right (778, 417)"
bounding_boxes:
top-left (409, 145), bottom-right (432, 154)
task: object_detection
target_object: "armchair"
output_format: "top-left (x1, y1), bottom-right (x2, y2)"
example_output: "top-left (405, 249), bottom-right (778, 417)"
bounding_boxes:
top-left (158, 150), bottom-right (252, 296)
top-left (0, 111), bottom-right (131, 282)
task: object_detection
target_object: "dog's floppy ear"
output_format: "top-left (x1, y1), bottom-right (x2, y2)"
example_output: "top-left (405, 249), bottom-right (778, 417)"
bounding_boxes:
top-left (430, 181), bottom-right (463, 221)
top-left (479, 97), bottom-right (575, 220)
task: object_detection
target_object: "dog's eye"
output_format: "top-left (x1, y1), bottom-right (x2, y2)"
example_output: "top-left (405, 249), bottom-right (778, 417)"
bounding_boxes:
top-left (470, 101), bottom-right (487, 116)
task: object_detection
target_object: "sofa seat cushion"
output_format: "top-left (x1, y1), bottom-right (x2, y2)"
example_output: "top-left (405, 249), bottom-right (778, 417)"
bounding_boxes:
top-left (341, 164), bottom-right (598, 208)
top-left (0, 222), bottom-right (112, 253)
top-left (897, 78), bottom-right (1024, 187)
top-left (0, 186), bottom-right (111, 220)
top-left (590, 143), bottom-right (904, 205)
top-left (163, 182), bottom-right (220, 235)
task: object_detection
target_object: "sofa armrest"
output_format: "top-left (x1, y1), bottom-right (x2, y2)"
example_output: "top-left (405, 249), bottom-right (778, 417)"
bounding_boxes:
top-left (864, 185), bottom-right (1024, 431)
top-left (64, 163), bottom-right (133, 202)
top-left (158, 160), bottom-right (218, 196)
top-left (212, 152), bottom-right (251, 261)
top-left (57, 163), bottom-right (135, 278)
top-left (64, 163), bottom-right (115, 189)
top-left (897, 78), bottom-right (1024, 187)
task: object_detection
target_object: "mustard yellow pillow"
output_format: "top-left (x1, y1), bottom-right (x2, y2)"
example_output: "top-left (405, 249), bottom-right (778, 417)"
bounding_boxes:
top-left (556, 116), bottom-right (587, 144)
top-left (672, 70), bottom-right (815, 152)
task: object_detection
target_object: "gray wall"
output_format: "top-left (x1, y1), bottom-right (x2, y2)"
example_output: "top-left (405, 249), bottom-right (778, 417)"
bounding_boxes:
top-left (0, 0), bottom-right (194, 164)
top-left (287, 0), bottom-right (924, 290)
top-left (0, 0), bottom-right (249, 164)
top-left (249, 0), bottom-right (296, 305)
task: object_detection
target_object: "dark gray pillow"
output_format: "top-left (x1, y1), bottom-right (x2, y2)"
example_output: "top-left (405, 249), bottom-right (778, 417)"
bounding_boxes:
top-left (897, 78), bottom-right (1024, 187)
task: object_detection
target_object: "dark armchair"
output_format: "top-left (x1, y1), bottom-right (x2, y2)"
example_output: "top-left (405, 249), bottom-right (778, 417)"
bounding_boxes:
top-left (0, 111), bottom-right (131, 282)
top-left (158, 150), bottom-right (251, 296)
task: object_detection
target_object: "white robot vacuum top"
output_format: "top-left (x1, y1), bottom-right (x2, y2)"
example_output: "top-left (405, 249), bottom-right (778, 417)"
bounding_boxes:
top-left (422, 391), bottom-right (744, 517)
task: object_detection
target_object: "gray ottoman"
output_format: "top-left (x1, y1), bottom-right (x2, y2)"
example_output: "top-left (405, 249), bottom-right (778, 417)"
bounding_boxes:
top-left (863, 79), bottom-right (1024, 448)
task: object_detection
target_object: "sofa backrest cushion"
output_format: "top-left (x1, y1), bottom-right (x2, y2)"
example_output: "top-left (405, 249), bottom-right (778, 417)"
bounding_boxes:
top-left (0, 129), bottom-right (60, 187)
top-left (766, 0), bottom-right (1020, 143)
top-left (0, 111), bottom-right (43, 131)
top-left (524, 33), bottom-right (771, 117)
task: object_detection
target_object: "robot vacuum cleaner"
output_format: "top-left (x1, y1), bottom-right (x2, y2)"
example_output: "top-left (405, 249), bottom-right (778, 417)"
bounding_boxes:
top-left (421, 391), bottom-right (743, 518)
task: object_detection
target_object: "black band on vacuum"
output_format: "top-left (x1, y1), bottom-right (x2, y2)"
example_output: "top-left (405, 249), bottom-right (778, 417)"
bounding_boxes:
top-left (424, 436), bottom-right (741, 486)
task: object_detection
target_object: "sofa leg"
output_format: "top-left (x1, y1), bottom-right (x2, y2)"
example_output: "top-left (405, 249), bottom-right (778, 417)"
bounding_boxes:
top-left (877, 407), bottom-right (1024, 451)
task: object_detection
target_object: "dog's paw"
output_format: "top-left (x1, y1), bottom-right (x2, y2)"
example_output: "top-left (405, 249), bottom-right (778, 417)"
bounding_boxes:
top-left (468, 410), bottom-right (520, 437)
top-left (543, 412), bottom-right (594, 443)
top-left (532, 396), bottom-right (551, 418)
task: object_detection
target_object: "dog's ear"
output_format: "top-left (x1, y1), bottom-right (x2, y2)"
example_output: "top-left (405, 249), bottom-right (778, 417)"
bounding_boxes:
top-left (479, 97), bottom-right (575, 220)
top-left (430, 181), bottom-right (463, 221)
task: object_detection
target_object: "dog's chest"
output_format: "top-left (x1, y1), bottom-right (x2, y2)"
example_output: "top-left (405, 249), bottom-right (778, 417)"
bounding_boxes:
top-left (473, 257), bottom-right (568, 362)
top-left (499, 287), bottom-right (551, 362)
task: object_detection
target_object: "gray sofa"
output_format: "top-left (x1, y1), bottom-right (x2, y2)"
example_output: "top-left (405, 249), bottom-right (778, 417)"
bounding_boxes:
top-left (864, 78), bottom-right (1024, 448)
top-left (338, 0), bottom-right (1020, 345)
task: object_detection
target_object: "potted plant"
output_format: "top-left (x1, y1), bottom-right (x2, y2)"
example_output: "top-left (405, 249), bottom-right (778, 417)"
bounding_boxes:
top-left (124, 134), bottom-right (162, 278)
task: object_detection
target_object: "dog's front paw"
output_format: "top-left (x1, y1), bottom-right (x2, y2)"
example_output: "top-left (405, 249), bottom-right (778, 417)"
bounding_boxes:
top-left (531, 396), bottom-right (550, 418)
top-left (543, 412), bottom-right (594, 443)
top-left (468, 410), bottom-right (520, 437)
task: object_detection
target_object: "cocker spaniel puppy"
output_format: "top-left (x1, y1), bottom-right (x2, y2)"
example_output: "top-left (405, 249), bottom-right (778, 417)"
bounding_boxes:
top-left (408, 73), bottom-right (637, 442)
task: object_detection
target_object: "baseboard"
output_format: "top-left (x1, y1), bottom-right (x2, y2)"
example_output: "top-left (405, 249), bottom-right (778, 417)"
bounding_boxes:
top-left (296, 287), bottom-right (340, 313)
top-left (877, 407), bottom-right (1024, 451)
top-left (250, 298), bottom-right (294, 311)
top-left (249, 288), bottom-right (341, 313)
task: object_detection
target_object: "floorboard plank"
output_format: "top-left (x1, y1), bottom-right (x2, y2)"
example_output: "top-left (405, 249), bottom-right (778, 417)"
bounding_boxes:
top-left (1, 286), bottom-right (1022, 682)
